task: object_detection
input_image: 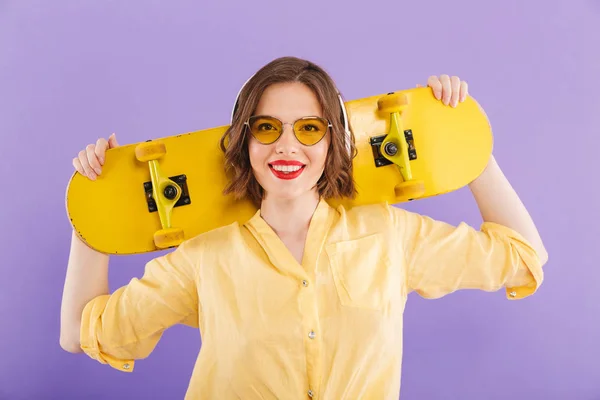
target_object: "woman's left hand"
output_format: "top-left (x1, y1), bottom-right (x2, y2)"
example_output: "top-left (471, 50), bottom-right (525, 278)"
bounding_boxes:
top-left (417, 75), bottom-right (468, 107)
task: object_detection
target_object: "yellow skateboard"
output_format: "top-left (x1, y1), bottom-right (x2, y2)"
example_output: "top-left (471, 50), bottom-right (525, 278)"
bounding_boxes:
top-left (65, 87), bottom-right (493, 255)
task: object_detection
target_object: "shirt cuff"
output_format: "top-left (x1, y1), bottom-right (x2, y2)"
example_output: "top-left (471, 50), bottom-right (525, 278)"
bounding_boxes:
top-left (80, 294), bottom-right (135, 372)
top-left (480, 221), bottom-right (544, 300)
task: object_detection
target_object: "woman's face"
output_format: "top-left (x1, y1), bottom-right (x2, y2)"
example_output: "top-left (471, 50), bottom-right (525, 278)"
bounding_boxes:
top-left (248, 82), bottom-right (330, 203)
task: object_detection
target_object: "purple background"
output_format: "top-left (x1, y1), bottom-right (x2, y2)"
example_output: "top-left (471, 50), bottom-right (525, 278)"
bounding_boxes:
top-left (1, 0), bottom-right (598, 399)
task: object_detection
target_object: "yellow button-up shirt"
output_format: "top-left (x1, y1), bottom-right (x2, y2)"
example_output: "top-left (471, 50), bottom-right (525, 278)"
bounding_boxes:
top-left (80, 199), bottom-right (543, 399)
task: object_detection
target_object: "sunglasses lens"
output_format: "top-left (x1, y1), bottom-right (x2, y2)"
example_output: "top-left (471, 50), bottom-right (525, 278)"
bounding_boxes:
top-left (294, 117), bottom-right (329, 145)
top-left (248, 116), bottom-right (282, 144)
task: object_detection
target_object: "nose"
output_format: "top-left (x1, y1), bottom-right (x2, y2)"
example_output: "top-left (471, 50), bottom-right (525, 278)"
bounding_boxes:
top-left (275, 123), bottom-right (298, 154)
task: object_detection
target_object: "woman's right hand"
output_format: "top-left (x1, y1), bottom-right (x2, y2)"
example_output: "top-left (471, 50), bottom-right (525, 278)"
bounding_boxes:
top-left (72, 133), bottom-right (120, 180)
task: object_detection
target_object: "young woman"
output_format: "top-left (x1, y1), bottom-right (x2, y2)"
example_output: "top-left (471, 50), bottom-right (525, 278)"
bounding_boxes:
top-left (60, 56), bottom-right (548, 399)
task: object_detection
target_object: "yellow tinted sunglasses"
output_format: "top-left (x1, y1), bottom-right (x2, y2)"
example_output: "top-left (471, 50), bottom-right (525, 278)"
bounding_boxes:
top-left (244, 115), bottom-right (332, 146)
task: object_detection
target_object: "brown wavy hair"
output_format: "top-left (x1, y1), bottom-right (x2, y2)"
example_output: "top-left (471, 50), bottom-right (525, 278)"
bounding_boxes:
top-left (219, 56), bottom-right (357, 207)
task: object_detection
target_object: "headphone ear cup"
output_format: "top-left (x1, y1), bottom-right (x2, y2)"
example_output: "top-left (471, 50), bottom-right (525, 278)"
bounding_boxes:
top-left (231, 75), bottom-right (255, 125)
top-left (337, 93), bottom-right (351, 157)
top-left (231, 100), bottom-right (240, 123)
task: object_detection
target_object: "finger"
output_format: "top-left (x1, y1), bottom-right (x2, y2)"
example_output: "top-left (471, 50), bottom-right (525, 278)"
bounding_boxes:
top-left (427, 76), bottom-right (443, 100)
top-left (416, 84), bottom-right (423, 88)
top-left (439, 74), bottom-right (451, 105)
top-left (78, 149), bottom-right (97, 180)
top-left (72, 157), bottom-right (85, 176)
top-left (86, 144), bottom-right (103, 176)
top-left (95, 138), bottom-right (109, 165)
top-left (459, 81), bottom-right (469, 102)
top-left (450, 76), bottom-right (461, 107)
top-left (108, 133), bottom-right (119, 148)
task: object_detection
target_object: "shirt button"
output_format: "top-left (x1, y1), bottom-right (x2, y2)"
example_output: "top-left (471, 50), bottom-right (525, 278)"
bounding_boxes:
top-left (122, 363), bottom-right (130, 369)
top-left (308, 330), bottom-right (316, 339)
top-left (509, 291), bottom-right (517, 297)
top-left (302, 280), bottom-right (309, 287)
top-left (308, 389), bottom-right (314, 398)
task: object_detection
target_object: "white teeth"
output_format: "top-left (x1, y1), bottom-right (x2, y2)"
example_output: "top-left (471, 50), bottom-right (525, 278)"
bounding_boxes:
top-left (271, 165), bottom-right (302, 172)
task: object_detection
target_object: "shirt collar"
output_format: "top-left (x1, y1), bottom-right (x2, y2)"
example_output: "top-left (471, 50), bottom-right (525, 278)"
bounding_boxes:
top-left (243, 197), bottom-right (336, 273)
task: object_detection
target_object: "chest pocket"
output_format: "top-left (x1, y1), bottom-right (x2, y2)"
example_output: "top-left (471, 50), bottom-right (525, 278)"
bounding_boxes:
top-left (325, 233), bottom-right (395, 311)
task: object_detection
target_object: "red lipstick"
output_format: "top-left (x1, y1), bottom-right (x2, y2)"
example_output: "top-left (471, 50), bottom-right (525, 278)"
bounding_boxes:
top-left (269, 160), bottom-right (306, 180)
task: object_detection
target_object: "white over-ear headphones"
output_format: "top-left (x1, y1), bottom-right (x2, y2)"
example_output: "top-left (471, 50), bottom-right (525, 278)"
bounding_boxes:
top-left (230, 74), bottom-right (352, 156)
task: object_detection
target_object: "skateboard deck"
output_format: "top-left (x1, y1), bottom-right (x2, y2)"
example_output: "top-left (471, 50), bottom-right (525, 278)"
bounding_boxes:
top-left (65, 87), bottom-right (493, 255)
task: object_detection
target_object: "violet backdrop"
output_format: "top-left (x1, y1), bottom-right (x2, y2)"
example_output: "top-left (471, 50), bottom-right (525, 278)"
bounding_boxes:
top-left (0, 0), bottom-right (598, 399)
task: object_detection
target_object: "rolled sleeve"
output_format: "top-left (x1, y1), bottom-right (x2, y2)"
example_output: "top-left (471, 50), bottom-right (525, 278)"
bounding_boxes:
top-left (390, 205), bottom-right (544, 299)
top-left (79, 239), bottom-right (200, 372)
top-left (481, 221), bottom-right (543, 300)
top-left (80, 294), bottom-right (135, 372)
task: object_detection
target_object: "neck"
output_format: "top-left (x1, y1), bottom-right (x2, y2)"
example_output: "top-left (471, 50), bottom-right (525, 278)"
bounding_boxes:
top-left (259, 190), bottom-right (321, 238)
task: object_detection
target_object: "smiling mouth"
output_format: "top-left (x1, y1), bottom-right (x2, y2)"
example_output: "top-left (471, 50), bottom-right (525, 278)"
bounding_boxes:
top-left (268, 164), bottom-right (306, 180)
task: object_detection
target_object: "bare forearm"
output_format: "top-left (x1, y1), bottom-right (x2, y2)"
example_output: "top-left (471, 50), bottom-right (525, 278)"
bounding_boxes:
top-left (60, 230), bottom-right (110, 352)
top-left (468, 155), bottom-right (548, 264)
